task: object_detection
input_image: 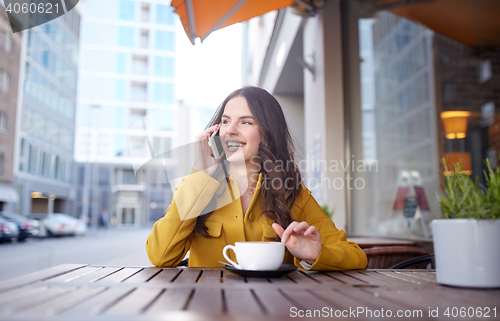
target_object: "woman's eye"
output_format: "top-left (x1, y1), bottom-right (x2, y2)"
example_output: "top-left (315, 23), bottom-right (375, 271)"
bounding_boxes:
top-left (222, 120), bottom-right (229, 124)
top-left (243, 121), bottom-right (252, 125)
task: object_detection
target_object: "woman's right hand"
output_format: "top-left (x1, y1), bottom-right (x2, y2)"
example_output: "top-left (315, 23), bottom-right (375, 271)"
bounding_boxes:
top-left (193, 124), bottom-right (220, 176)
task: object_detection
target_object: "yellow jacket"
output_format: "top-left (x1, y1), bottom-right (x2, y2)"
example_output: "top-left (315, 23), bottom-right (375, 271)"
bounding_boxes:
top-left (146, 170), bottom-right (367, 271)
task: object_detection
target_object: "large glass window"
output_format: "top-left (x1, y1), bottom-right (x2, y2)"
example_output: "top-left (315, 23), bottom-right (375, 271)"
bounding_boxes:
top-left (154, 56), bottom-right (174, 77)
top-left (155, 30), bottom-right (175, 51)
top-left (156, 4), bottom-right (175, 25)
top-left (119, 0), bottom-right (136, 21)
top-left (348, 3), bottom-right (500, 240)
top-left (153, 83), bottom-right (174, 104)
top-left (118, 26), bottom-right (135, 47)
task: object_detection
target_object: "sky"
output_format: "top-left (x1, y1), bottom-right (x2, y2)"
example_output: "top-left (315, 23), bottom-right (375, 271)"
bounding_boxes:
top-left (175, 19), bottom-right (242, 110)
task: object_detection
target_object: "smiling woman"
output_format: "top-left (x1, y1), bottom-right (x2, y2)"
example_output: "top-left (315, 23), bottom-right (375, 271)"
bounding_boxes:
top-left (146, 86), bottom-right (367, 271)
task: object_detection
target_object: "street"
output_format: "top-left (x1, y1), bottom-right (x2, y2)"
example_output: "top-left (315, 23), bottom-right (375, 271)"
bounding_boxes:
top-left (0, 227), bottom-right (154, 281)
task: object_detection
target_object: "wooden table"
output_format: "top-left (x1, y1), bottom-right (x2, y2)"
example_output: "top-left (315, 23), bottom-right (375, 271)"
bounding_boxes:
top-left (1, 265), bottom-right (499, 320)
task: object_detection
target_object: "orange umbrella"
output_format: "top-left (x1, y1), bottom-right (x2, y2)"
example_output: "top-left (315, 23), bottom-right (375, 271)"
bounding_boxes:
top-left (389, 0), bottom-right (500, 48)
top-left (171, 0), bottom-right (314, 44)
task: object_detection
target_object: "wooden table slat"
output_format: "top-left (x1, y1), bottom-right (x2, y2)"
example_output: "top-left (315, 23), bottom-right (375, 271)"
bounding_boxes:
top-left (46, 266), bottom-right (103, 283)
top-left (198, 270), bottom-right (222, 284)
top-left (148, 268), bottom-right (182, 284)
top-left (70, 267), bottom-right (122, 283)
top-left (144, 288), bottom-right (193, 313)
top-left (286, 271), bottom-right (320, 284)
top-left (58, 287), bottom-right (136, 317)
top-left (322, 271), bottom-right (370, 285)
top-left (343, 270), bottom-right (402, 286)
top-left (224, 289), bottom-right (264, 315)
top-left (222, 271), bottom-right (246, 284)
top-left (336, 288), bottom-right (409, 311)
top-left (357, 270), bottom-right (415, 285)
top-left (252, 289), bottom-right (296, 317)
top-left (0, 286), bottom-right (49, 305)
top-left (104, 288), bottom-right (163, 315)
top-left (309, 289), bottom-right (370, 310)
top-left (0, 264), bottom-right (87, 292)
top-left (173, 268), bottom-right (202, 283)
top-left (378, 270), bottom-right (437, 286)
top-left (302, 271), bottom-right (348, 285)
top-left (15, 287), bottom-right (106, 318)
top-left (361, 287), bottom-right (465, 311)
top-left (397, 271), bottom-right (437, 283)
top-left (122, 267), bottom-right (162, 283)
top-left (280, 289), bottom-right (333, 311)
top-left (1, 286), bottom-right (78, 316)
top-left (97, 267), bottom-right (142, 283)
top-left (188, 288), bottom-right (223, 313)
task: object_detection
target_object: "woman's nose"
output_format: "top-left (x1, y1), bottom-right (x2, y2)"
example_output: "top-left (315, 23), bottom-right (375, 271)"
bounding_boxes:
top-left (225, 122), bottom-right (238, 136)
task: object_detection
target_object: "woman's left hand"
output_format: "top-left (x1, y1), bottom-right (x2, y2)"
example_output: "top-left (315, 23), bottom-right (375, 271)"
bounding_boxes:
top-left (272, 221), bottom-right (321, 264)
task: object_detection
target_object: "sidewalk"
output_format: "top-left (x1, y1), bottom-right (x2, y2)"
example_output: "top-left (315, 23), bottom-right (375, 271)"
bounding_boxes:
top-left (0, 227), bottom-right (154, 281)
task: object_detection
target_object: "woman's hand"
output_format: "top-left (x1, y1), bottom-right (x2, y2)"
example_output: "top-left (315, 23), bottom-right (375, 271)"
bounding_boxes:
top-left (193, 124), bottom-right (220, 176)
top-left (272, 221), bottom-right (321, 264)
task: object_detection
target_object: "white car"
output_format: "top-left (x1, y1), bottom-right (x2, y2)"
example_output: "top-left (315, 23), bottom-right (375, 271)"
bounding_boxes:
top-left (31, 213), bottom-right (80, 237)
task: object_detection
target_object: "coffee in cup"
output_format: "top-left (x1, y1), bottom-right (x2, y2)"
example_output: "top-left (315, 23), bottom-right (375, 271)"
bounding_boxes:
top-left (222, 241), bottom-right (285, 270)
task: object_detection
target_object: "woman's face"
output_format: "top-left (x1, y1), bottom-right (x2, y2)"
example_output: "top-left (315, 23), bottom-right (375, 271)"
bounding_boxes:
top-left (220, 96), bottom-right (262, 166)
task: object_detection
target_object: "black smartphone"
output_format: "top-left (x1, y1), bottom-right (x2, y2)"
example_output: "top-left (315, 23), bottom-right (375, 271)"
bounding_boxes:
top-left (208, 126), bottom-right (224, 159)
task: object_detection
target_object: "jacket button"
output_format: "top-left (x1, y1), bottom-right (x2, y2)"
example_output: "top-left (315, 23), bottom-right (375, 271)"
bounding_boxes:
top-left (248, 213), bottom-right (254, 221)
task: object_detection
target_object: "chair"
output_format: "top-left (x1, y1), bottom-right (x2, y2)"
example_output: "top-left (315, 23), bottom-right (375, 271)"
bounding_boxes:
top-left (390, 253), bottom-right (434, 269)
top-left (363, 246), bottom-right (429, 269)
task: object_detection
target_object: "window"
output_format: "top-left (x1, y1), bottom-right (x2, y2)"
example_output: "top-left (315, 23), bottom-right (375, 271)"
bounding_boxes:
top-left (119, 0), bottom-right (135, 20)
top-left (154, 56), bottom-right (174, 77)
top-left (1, 32), bottom-right (13, 53)
top-left (116, 53), bottom-right (127, 73)
top-left (0, 70), bottom-right (10, 93)
top-left (0, 111), bottom-right (7, 133)
top-left (140, 29), bottom-right (149, 48)
top-left (118, 26), bottom-right (134, 47)
top-left (132, 55), bottom-right (148, 75)
top-left (155, 30), bottom-right (175, 51)
top-left (0, 153), bottom-right (4, 174)
top-left (141, 3), bottom-right (150, 22)
top-left (131, 82), bottom-right (148, 102)
top-left (153, 83), bottom-right (174, 104)
top-left (115, 79), bottom-right (126, 100)
top-left (156, 4), bottom-right (175, 25)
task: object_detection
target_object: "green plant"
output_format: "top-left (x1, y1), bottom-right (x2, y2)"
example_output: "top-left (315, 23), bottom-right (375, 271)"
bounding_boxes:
top-left (437, 158), bottom-right (500, 220)
top-left (321, 204), bottom-right (335, 219)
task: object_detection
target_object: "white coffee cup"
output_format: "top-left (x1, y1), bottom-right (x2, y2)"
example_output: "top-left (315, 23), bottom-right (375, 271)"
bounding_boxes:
top-left (222, 242), bottom-right (285, 270)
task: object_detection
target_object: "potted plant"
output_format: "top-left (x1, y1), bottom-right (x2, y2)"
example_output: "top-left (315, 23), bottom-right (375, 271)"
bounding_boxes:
top-left (433, 158), bottom-right (500, 288)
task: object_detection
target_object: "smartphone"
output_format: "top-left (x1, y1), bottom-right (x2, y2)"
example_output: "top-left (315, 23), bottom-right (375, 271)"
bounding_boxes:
top-left (208, 126), bottom-right (224, 160)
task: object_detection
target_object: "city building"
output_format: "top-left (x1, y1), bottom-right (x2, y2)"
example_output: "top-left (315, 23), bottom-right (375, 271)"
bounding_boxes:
top-left (10, 5), bottom-right (81, 217)
top-left (75, 0), bottom-right (177, 227)
top-left (0, 6), bottom-right (22, 212)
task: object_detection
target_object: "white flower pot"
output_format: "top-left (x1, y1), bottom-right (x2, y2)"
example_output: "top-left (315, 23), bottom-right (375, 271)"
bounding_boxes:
top-left (432, 219), bottom-right (500, 288)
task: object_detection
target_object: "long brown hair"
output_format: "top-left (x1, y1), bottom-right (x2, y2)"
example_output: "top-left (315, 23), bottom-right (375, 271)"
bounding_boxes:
top-left (196, 86), bottom-right (302, 237)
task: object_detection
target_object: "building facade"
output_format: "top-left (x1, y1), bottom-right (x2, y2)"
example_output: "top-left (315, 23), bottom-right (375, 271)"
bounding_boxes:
top-left (0, 6), bottom-right (22, 212)
top-left (75, 0), bottom-right (177, 227)
top-left (11, 6), bottom-right (81, 217)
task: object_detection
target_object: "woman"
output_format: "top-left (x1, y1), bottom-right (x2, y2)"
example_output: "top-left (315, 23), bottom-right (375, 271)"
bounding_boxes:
top-left (146, 86), bottom-right (367, 270)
